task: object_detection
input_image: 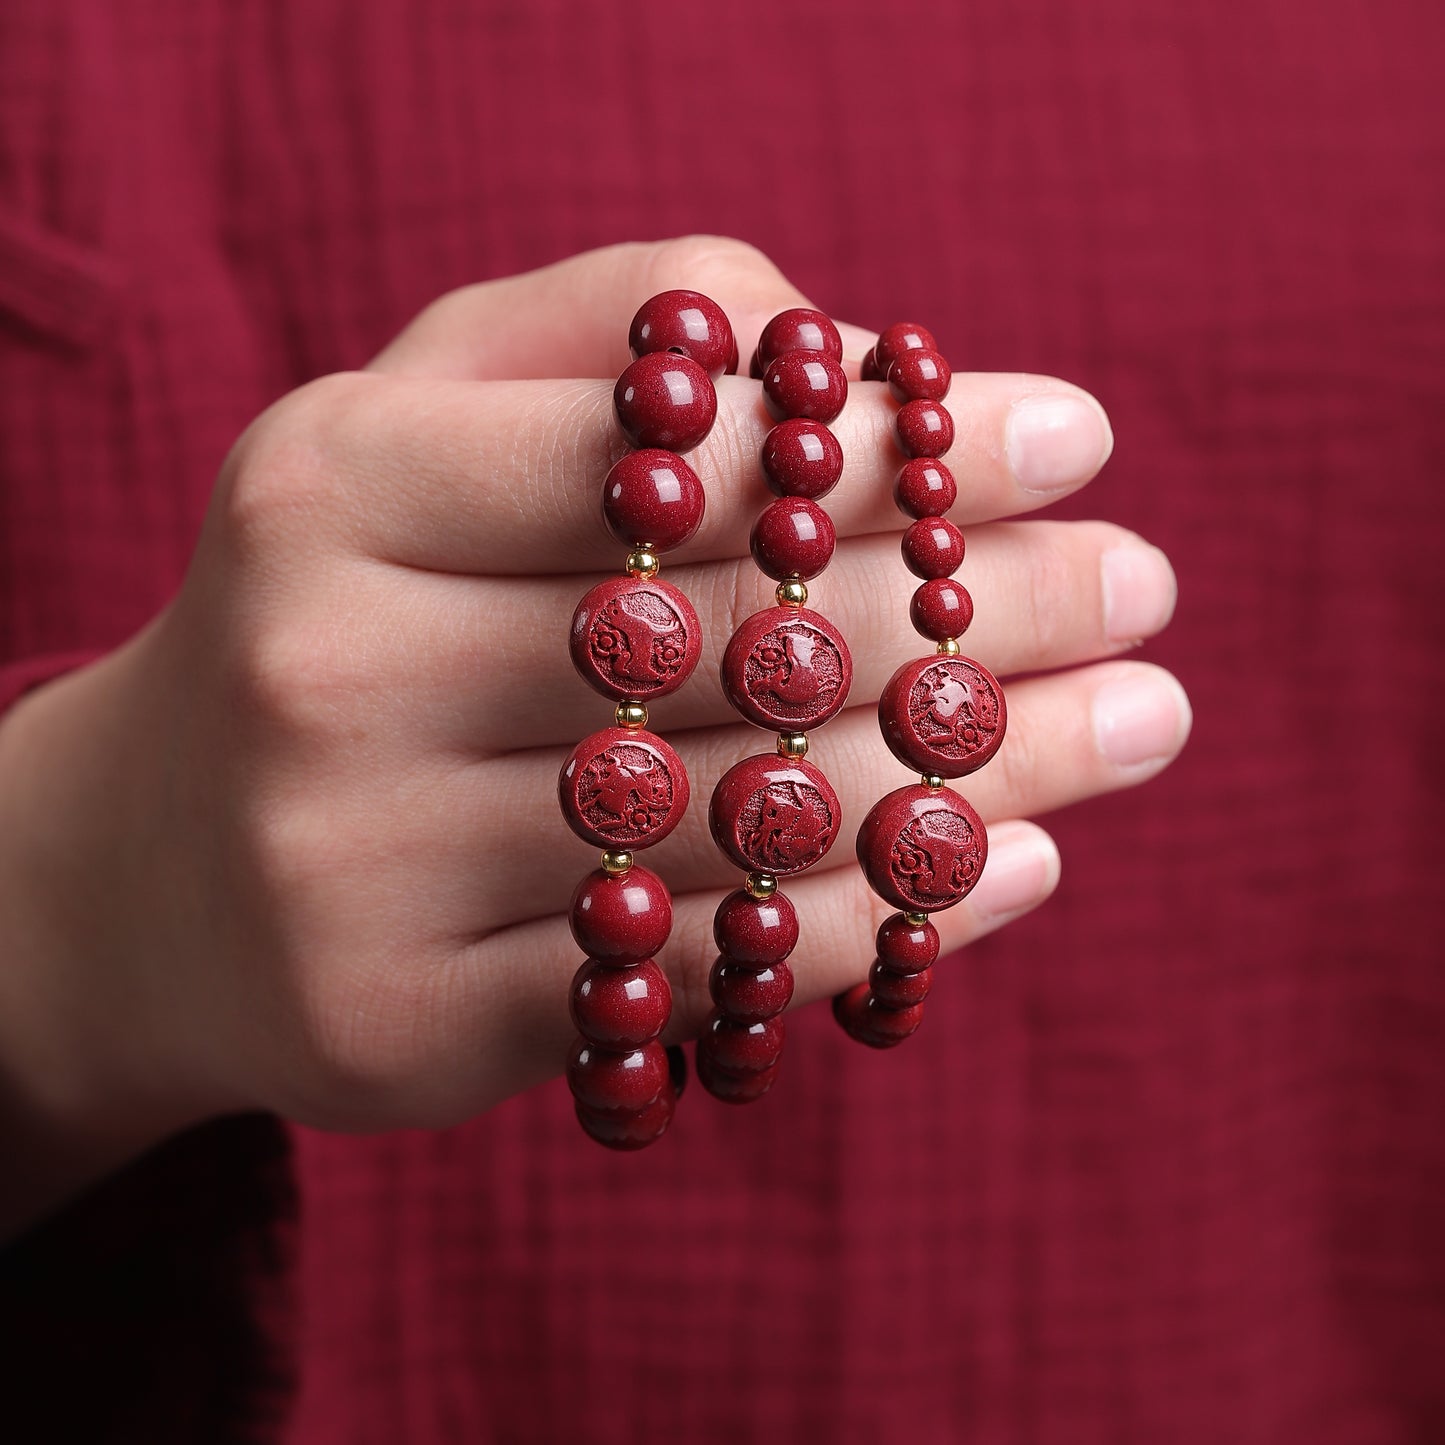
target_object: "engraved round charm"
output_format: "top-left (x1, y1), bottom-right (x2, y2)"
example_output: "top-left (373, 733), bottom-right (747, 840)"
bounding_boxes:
top-left (569, 576), bottom-right (701, 702)
top-left (855, 783), bottom-right (988, 912)
top-left (877, 655), bottom-right (1007, 778)
top-left (720, 606), bottom-right (852, 731)
top-left (709, 755), bottom-right (840, 876)
top-left (559, 727), bottom-right (690, 850)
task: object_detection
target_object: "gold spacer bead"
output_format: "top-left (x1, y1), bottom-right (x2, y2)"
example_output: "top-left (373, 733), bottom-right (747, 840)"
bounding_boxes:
top-left (776, 731), bottom-right (809, 758)
top-left (936, 638), bottom-right (961, 657)
top-left (744, 871), bottom-right (778, 900)
top-left (615, 701), bottom-right (648, 729)
top-left (776, 578), bottom-right (808, 608)
top-left (922, 773), bottom-right (945, 790)
top-left (625, 548), bottom-right (661, 579)
top-left (600, 848), bottom-right (633, 876)
top-left (904, 911), bottom-right (929, 927)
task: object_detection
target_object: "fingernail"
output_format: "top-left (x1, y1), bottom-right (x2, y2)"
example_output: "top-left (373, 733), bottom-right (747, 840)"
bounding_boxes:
top-left (969, 821), bottom-right (1061, 924)
top-left (1092, 670), bottom-right (1192, 769)
top-left (1006, 393), bottom-right (1113, 494)
top-left (1101, 542), bottom-right (1178, 644)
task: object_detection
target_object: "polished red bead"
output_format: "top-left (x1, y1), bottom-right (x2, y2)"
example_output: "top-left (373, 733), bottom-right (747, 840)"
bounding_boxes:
top-left (709, 958), bottom-right (795, 1023)
top-left (710, 754), bottom-right (841, 875)
top-left (910, 577), bottom-right (974, 642)
top-left (566, 1037), bottom-right (669, 1113)
top-left (712, 887), bottom-right (799, 966)
top-left (876, 912), bottom-right (940, 974)
top-left (720, 605), bottom-right (851, 731)
top-left (614, 352), bottom-right (717, 452)
top-left (761, 350), bottom-right (847, 424)
top-left (628, 290), bottom-right (736, 380)
top-left (695, 1048), bottom-right (780, 1104)
top-left (570, 958), bottom-right (671, 1048)
top-left (878, 654), bottom-right (1007, 777)
top-left (874, 322), bottom-right (938, 375)
top-left (896, 399), bottom-right (955, 458)
top-left (569, 864), bottom-right (673, 963)
top-left (855, 783), bottom-right (988, 913)
top-left (832, 983), bottom-right (925, 1048)
top-left (700, 1014), bottom-right (785, 1074)
top-left (887, 348), bottom-right (952, 403)
top-left (760, 418), bottom-right (844, 499)
top-left (750, 497), bottom-right (836, 580)
top-left (570, 576), bottom-right (701, 701)
top-left (869, 958), bottom-right (933, 1009)
top-left (558, 727), bottom-right (690, 850)
top-left (601, 449), bottom-right (705, 551)
top-left (894, 459), bottom-right (957, 518)
top-left (901, 517), bottom-right (966, 579)
top-left (758, 308), bottom-right (843, 366)
top-left (575, 1089), bottom-right (674, 1150)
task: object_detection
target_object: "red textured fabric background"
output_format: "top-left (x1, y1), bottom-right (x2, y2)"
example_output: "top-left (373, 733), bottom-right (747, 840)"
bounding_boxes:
top-left (3, 2), bottom-right (1443, 1441)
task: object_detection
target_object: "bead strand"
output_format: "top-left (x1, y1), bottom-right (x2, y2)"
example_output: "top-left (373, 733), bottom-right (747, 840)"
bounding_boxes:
top-left (700, 309), bottom-right (852, 1103)
top-left (559, 290), bottom-right (736, 1147)
top-left (836, 324), bottom-right (1008, 1049)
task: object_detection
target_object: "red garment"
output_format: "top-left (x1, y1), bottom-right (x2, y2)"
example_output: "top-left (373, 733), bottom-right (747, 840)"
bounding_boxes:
top-left (3, 2), bottom-right (1443, 1441)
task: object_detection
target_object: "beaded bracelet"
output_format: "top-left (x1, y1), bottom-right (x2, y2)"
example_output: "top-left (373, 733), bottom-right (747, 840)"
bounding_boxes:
top-left (837, 323), bottom-right (1008, 1048)
top-left (558, 291), bottom-right (736, 1148)
top-left (698, 309), bottom-right (853, 1103)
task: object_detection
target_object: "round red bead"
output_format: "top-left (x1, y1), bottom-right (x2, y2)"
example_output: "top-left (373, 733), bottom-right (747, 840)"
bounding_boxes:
top-left (614, 352), bottom-right (717, 452)
top-left (874, 322), bottom-right (938, 375)
top-left (869, 959), bottom-right (933, 1009)
top-left (570, 958), bottom-right (671, 1048)
top-left (833, 983), bottom-right (925, 1048)
top-left (712, 887), bottom-right (799, 966)
top-left (700, 1014), bottom-right (785, 1074)
top-left (628, 290), bottom-right (736, 380)
top-left (761, 350), bottom-right (847, 424)
top-left (566, 1037), bottom-right (669, 1113)
top-left (750, 497), bottom-right (836, 580)
top-left (558, 727), bottom-right (690, 850)
top-left (855, 783), bottom-right (988, 913)
top-left (761, 418), bottom-right (844, 499)
top-left (709, 958), bottom-right (795, 1024)
top-left (887, 348), bottom-right (952, 403)
top-left (720, 606), bottom-right (851, 731)
top-left (876, 912), bottom-right (940, 974)
top-left (901, 518), bottom-right (966, 579)
top-left (910, 577), bottom-right (974, 642)
top-left (894, 459), bottom-right (957, 518)
top-left (758, 308), bottom-right (843, 366)
top-left (601, 449), bottom-right (705, 551)
top-left (710, 755), bottom-right (841, 876)
top-left (569, 864), bottom-right (673, 964)
top-left (878, 654), bottom-right (1007, 777)
top-left (570, 576), bottom-right (701, 701)
top-left (575, 1089), bottom-right (674, 1150)
top-left (896, 399), bottom-right (955, 458)
top-left (696, 1048), bottom-right (780, 1104)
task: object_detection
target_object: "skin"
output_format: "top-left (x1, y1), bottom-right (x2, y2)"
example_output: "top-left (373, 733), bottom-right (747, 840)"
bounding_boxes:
top-left (0, 238), bottom-right (1189, 1236)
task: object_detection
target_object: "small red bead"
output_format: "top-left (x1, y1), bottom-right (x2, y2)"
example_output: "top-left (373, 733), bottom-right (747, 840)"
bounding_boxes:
top-left (878, 654), bottom-right (1007, 777)
top-left (721, 606), bottom-right (851, 731)
top-left (760, 418), bottom-right (844, 499)
top-left (750, 497), bottom-right (836, 580)
top-left (894, 459), bottom-right (957, 518)
top-left (876, 913), bottom-right (940, 974)
top-left (896, 399), bottom-right (955, 459)
top-left (887, 348), bottom-right (952, 403)
top-left (758, 308), bottom-right (843, 366)
top-left (869, 959), bottom-right (933, 1009)
top-left (910, 578), bottom-right (974, 642)
top-left (558, 727), bottom-right (690, 850)
top-left (601, 449), bottom-right (705, 551)
top-left (567, 1038), bottom-right (669, 1113)
top-left (628, 290), bottom-right (736, 380)
top-left (874, 323), bottom-right (938, 376)
top-left (569, 864), bottom-right (673, 963)
top-left (696, 1047), bottom-right (780, 1104)
top-left (614, 352), bottom-right (717, 452)
top-left (761, 350), bottom-right (847, 424)
top-left (570, 958), bottom-right (671, 1048)
top-left (901, 518), bottom-right (966, 580)
top-left (709, 958), bottom-right (795, 1023)
top-left (700, 1014), bottom-right (785, 1074)
top-left (855, 783), bottom-right (988, 913)
top-left (575, 1089), bottom-right (674, 1150)
top-left (712, 888), bottom-right (799, 966)
top-left (833, 984), bottom-right (926, 1048)
top-left (710, 755), bottom-right (841, 876)
top-left (570, 576), bottom-right (701, 701)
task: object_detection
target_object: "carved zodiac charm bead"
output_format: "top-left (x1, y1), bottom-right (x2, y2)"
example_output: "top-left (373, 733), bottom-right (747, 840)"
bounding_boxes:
top-left (570, 575), bottom-right (702, 702)
top-left (877, 655), bottom-right (1008, 778)
top-left (720, 606), bottom-right (852, 732)
top-left (709, 755), bottom-right (841, 877)
top-left (559, 727), bottom-right (690, 851)
top-left (855, 784), bottom-right (988, 913)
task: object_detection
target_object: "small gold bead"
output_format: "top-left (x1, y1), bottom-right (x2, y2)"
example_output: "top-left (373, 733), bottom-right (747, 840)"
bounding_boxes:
top-left (904, 911), bottom-right (929, 927)
top-left (744, 871), bottom-right (778, 900)
top-left (922, 773), bottom-right (945, 790)
top-left (936, 638), bottom-right (961, 656)
top-left (625, 548), bottom-right (661, 579)
top-left (776, 731), bottom-right (809, 758)
top-left (776, 578), bottom-right (808, 608)
top-left (600, 848), bottom-right (633, 876)
top-left (614, 701), bottom-right (648, 729)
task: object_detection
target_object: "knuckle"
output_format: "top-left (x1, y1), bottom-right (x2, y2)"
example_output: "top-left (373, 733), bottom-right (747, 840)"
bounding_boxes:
top-left (229, 616), bottom-right (362, 744)
top-left (643, 234), bottom-right (789, 300)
